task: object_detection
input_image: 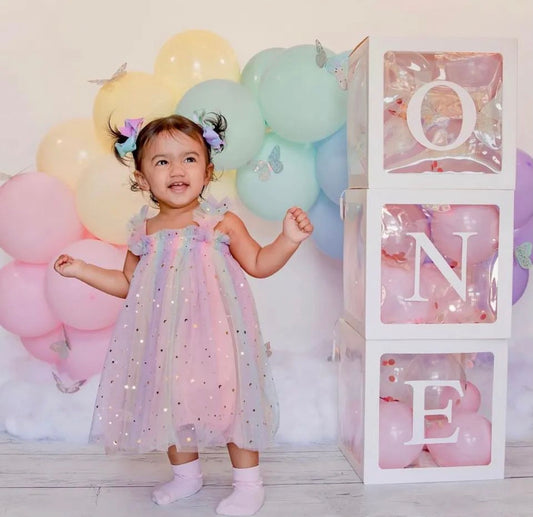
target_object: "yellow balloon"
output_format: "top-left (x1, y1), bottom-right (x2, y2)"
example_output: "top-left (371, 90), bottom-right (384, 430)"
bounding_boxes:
top-left (36, 118), bottom-right (106, 189)
top-left (154, 30), bottom-right (241, 102)
top-left (206, 169), bottom-right (238, 201)
top-left (93, 71), bottom-right (175, 149)
top-left (76, 154), bottom-right (146, 244)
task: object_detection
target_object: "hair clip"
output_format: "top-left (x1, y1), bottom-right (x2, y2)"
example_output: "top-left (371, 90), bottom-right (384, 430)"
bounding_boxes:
top-left (115, 117), bottom-right (144, 157)
top-left (192, 110), bottom-right (225, 152)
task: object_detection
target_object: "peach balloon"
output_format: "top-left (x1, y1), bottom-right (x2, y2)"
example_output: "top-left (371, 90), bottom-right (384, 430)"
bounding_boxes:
top-left (36, 118), bottom-right (105, 189)
top-left (45, 239), bottom-right (126, 330)
top-left (75, 154), bottom-right (145, 244)
top-left (0, 261), bottom-right (61, 337)
top-left (206, 169), bottom-right (238, 201)
top-left (154, 30), bottom-right (240, 102)
top-left (93, 71), bottom-right (175, 149)
top-left (0, 172), bottom-right (84, 263)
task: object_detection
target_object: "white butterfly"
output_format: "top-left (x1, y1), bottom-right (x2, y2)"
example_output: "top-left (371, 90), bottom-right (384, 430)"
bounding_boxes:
top-left (88, 62), bottom-right (127, 85)
top-left (515, 242), bottom-right (533, 269)
top-left (315, 39), bottom-right (350, 90)
top-left (50, 339), bottom-right (71, 360)
top-left (52, 372), bottom-right (86, 394)
top-left (253, 145), bottom-right (283, 182)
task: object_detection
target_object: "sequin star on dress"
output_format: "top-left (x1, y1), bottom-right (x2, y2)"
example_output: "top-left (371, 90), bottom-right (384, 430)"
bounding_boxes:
top-left (90, 197), bottom-right (279, 453)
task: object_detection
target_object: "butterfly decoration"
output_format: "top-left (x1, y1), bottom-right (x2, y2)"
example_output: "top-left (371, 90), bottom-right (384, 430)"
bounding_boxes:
top-left (515, 242), bottom-right (533, 269)
top-left (49, 338), bottom-right (71, 361)
top-left (422, 204), bottom-right (451, 213)
top-left (264, 341), bottom-right (272, 358)
top-left (315, 39), bottom-right (350, 90)
top-left (52, 372), bottom-right (87, 394)
top-left (253, 145), bottom-right (283, 181)
top-left (88, 62), bottom-right (127, 86)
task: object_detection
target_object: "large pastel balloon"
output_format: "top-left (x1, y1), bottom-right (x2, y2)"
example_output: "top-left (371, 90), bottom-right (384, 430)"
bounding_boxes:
top-left (176, 79), bottom-right (265, 170)
top-left (258, 44), bottom-right (347, 143)
top-left (439, 381), bottom-right (481, 414)
top-left (21, 327), bottom-right (66, 365)
top-left (512, 261), bottom-right (529, 304)
top-left (430, 205), bottom-right (499, 266)
top-left (515, 149), bottom-right (533, 227)
top-left (236, 132), bottom-right (319, 220)
top-left (154, 30), bottom-right (240, 102)
top-left (381, 204), bottom-right (430, 264)
top-left (0, 173), bottom-right (84, 263)
top-left (45, 239), bottom-right (126, 330)
top-left (315, 126), bottom-right (348, 205)
top-left (379, 399), bottom-right (423, 469)
top-left (93, 71), bottom-right (175, 149)
top-left (75, 154), bottom-right (146, 244)
top-left (241, 47), bottom-right (285, 100)
top-left (60, 325), bottom-right (113, 380)
top-left (426, 413), bottom-right (492, 466)
top-left (308, 193), bottom-right (343, 260)
top-left (0, 261), bottom-right (61, 337)
top-left (36, 118), bottom-right (105, 189)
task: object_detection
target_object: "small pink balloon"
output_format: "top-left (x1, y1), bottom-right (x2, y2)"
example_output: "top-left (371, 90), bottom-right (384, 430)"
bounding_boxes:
top-left (444, 53), bottom-right (501, 90)
top-left (381, 204), bottom-right (430, 264)
top-left (21, 326), bottom-right (66, 365)
top-left (379, 354), bottom-right (416, 403)
top-left (45, 239), bottom-right (126, 330)
top-left (0, 172), bottom-right (84, 263)
top-left (379, 399), bottom-right (423, 469)
top-left (59, 325), bottom-right (113, 380)
top-left (439, 381), bottom-right (481, 414)
top-left (426, 413), bottom-right (492, 467)
top-left (0, 261), bottom-right (61, 337)
top-left (430, 205), bottom-right (499, 266)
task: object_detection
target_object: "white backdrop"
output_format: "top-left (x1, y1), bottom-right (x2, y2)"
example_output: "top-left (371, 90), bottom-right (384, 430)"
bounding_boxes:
top-left (0, 0), bottom-right (532, 444)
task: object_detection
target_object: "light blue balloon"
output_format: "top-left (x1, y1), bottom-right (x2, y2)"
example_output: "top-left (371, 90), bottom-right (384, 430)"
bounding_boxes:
top-left (236, 132), bottom-right (319, 221)
top-left (308, 193), bottom-right (343, 260)
top-left (258, 44), bottom-right (347, 143)
top-left (176, 79), bottom-right (265, 171)
top-left (241, 48), bottom-right (285, 100)
top-left (315, 125), bottom-right (348, 205)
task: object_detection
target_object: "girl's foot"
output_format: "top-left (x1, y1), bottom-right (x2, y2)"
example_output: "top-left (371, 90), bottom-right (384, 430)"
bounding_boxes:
top-left (216, 466), bottom-right (264, 516)
top-left (151, 459), bottom-right (203, 505)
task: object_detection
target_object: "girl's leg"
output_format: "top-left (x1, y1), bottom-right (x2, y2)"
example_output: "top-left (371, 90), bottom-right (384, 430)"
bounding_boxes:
top-left (216, 443), bottom-right (264, 516)
top-left (151, 445), bottom-right (203, 505)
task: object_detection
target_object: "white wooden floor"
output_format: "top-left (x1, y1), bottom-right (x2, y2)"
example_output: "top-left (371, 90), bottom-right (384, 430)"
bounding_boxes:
top-left (1, 434), bottom-right (533, 517)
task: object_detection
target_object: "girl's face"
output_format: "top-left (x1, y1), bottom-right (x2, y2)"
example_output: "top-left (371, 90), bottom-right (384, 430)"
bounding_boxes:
top-left (135, 130), bottom-right (213, 211)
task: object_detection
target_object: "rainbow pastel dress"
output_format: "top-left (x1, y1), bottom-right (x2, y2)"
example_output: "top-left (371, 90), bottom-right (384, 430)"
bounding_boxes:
top-left (90, 198), bottom-right (279, 453)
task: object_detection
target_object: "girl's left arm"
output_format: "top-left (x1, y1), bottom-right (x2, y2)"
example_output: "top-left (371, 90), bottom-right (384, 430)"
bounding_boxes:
top-left (223, 207), bottom-right (313, 278)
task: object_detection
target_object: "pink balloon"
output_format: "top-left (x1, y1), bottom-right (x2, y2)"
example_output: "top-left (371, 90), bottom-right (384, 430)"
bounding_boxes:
top-left (426, 413), bottom-right (492, 467)
top-left (444, 53), bottom-right (501, 90)
top-left (59, 325), bottom-right (113, 380)
top-left (0, 172), bottom-right (84, 263)
top-left (45, 239), bottom-right (126, 330)
top-left (379, 354), bottom-right (416, 403)
top-left (439, 381), bottom-right (481, 414)
top-left (379, 399), bottom-right (423, 469)
top-left (21, 326), bottom-right (66, 365)
top-left (381, 204), bottom-right (430, 263)
top-left (430, 205), bottom-right (499, 266)
top-left (0, 261), bottom-right (61, 337)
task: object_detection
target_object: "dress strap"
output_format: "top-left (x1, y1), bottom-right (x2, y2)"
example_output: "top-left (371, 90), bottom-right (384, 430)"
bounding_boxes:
top-left (193, 195), bottom-right (230, 229)
top-left (127, 205), bottom-right (149, 256)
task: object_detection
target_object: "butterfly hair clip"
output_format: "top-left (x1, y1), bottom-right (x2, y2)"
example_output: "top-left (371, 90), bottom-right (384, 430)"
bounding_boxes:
top-left (52, 372), bottom-right (87, 394)
top-left (315, 39), bottom-right (350, 90)
top-left (253, 145), bottom-right (283, 181)
top-left (88, 62), bottom-right (127, 86)
top-left (515, 242), bottom-right (533, 269)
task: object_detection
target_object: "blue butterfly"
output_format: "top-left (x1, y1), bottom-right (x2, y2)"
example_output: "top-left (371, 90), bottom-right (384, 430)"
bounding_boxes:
top-left (253, 145), bottom-right (283, 181)
top-left (515, 242), bottom-right (533, 269)
top-left (315, 39), bottom-right (350, 90)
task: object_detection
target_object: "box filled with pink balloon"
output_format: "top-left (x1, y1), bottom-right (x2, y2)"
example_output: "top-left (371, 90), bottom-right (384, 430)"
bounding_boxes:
top-left (341, 187), bottom-right (514, 340)
top-left (336, 318), bottom-right (507, 484)
top-left (347, 36), bottom-right (516, 190)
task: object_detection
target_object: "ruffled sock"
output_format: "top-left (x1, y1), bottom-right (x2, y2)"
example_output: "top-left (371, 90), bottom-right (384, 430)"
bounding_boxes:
top-left (151, 459), bottom-right (203, 505)
top-left (216, 465), bottom-right (265, 516)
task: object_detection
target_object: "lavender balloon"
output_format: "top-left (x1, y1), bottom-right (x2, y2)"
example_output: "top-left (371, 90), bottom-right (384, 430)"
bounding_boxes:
top-left (515, 149), bottom-right (533, 228)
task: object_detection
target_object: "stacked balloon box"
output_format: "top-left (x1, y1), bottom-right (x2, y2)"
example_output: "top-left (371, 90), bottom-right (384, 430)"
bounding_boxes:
top-left (337, 36), bottom-right (517, 484)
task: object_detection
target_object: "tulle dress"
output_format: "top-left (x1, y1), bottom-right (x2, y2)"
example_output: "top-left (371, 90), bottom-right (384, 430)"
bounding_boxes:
top-left (89, 197), bottom-right (279, 453)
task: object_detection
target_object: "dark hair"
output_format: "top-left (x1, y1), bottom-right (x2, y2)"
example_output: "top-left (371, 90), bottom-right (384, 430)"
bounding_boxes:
top-left (108, 113), bottom-right (227, 204)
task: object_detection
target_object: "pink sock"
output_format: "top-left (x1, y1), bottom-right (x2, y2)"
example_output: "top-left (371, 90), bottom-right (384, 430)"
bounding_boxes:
top-left (151, 459), bottom-right (203, 505)
top-left (216, 465), bottom-right (265, 516)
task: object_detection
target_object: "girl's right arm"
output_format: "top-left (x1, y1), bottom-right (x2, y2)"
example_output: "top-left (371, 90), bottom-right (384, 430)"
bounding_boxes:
top-left (53, 250), bottom-right (140, 299)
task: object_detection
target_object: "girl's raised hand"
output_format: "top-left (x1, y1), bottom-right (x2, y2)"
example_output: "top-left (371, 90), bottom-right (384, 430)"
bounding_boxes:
top-left (54, 254), bottom-right (85, 278)
top-left (283, 207), bottom-right (314, 244)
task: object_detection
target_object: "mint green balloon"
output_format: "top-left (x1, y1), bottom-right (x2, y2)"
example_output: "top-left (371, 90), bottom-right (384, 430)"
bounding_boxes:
top-left (241, 48), bottom-right (285, 100)
top-left (236, 132), bottom-right (319, 221)
top-left (258, 44), bottom-right (347, 143)
top-left (176, 79), bottom-right (265, 170)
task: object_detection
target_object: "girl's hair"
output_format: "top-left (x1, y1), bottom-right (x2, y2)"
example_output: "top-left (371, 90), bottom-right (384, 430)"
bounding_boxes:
top-left (109, 113), bottom-right (227, 204)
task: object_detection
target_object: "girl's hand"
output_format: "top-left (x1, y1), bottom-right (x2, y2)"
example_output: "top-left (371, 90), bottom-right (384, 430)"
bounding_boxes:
top-left (54, 254), bottom-right (85, 278)
top-left (283, 207), bottom-right (314, 244)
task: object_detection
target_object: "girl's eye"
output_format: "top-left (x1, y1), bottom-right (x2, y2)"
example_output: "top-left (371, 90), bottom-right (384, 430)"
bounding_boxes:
top-left (156, 159), bottom-right (168, 166)
top-left (185, 156), bottom-right (197, 163)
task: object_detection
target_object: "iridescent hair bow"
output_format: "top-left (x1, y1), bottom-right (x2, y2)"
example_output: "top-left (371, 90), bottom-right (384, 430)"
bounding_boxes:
top-left (115, 117), bottom-right (144, 157)
top-left (192, 110), bottom-right (224, 152)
